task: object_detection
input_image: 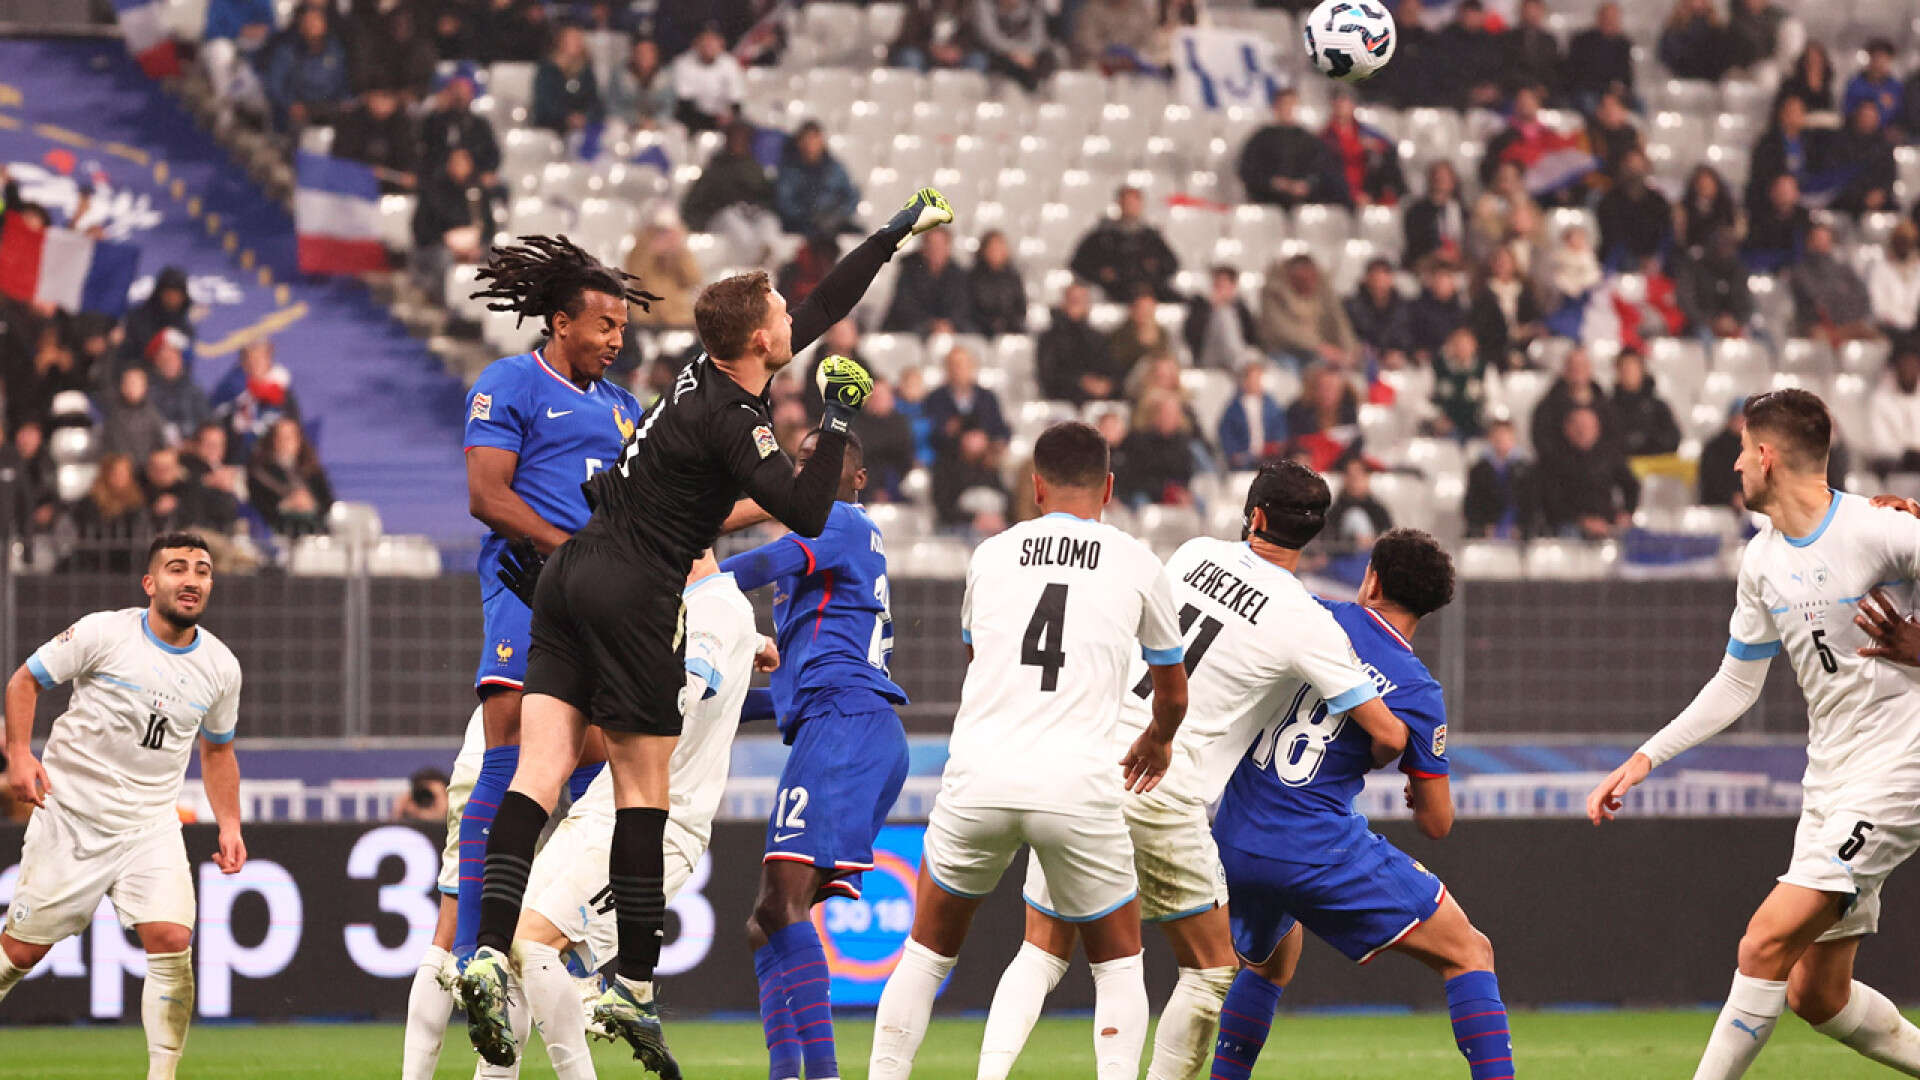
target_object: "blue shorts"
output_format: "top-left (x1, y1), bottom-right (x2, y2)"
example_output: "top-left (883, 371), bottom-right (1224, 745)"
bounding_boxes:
top-left (475, 584), bottom-right (530, 693)
top-left (1222, 831), bottom-right (1447, 966)
top-left (764, 701), bottom-right (909, 899)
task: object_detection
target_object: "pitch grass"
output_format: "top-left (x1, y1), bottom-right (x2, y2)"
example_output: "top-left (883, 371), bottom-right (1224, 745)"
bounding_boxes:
top-left (2, 1010), bottom-right (1914, 1078)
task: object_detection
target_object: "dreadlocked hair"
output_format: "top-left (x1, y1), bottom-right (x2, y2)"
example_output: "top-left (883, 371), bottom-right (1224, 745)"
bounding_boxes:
top-left (470, 234), bottom-right (661, 330)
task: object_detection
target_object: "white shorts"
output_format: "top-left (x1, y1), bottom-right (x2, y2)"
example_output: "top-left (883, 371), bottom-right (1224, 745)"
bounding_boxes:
top-left (1023, 788), bottom-right (1226, 923)
top-left (524, 793), bottom-right (701, 973)
top-left (438, 741), bottom-right (483, 895)
top-left (923, 799), bottom-right (1137, 922)
top-left (1780, 786), bottom-right (1920, 941)
top-left (6, 800), bottom-right (194, 945)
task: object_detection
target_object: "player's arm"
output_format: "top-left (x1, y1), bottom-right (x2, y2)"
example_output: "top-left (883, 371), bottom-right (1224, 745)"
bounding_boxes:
top-left (721, 499), bottom-right (773, 534)
top-left (1586, 650), bottom-right (1770, 824)
top-left (198, 733), bottom-right (246, 874)
top-left (723, 405), bottom-right (848, 538)
top-left (3, 662), bottom-right (48, 807)
top-left (1405, 774), bottom-right (1453, 839)
top-left (787, 189), bottom-right (952, 352)
top-left (466, 448), bottom-right (570, 554)
top-left (1120, 556), bottom-right (1188, 794)
top-left (1346, 696), bottom-right (1409, 768)
top-left (720, 535), bottom-right (817, 591)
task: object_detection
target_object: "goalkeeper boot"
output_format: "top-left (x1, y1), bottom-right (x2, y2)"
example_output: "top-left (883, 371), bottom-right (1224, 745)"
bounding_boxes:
top-left (456, 945), bottom-right (519, 1067)
top-left (590, 978), bottom-right (682, 1080)
top-left (885, 187), bottom-right (954, 249)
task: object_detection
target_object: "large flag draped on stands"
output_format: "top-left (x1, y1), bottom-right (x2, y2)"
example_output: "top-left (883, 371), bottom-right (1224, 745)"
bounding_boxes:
top-left (112, 0), bottom-right (180, 79)
top-left (0, 215), bottom-right (140, 317)
top-left (1173, 28), bottom-right (1286, 111)
top-left (295, 152), bottom-right (388, 275)
top-left (1491, 125), bottom-right (1600, 198)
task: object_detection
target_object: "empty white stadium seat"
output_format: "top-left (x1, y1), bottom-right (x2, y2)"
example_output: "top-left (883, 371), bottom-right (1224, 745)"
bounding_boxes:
top-left (290, 536), bottom-right (351, 576)
top-left (327, 501), bottom-right (384, 546)
top-left (370, 536), bottom-right (444, 577)
top-left (1459, 541), bottom-right (1524, 580)
top-left (1525, 539), bottom-right (1618, 581)
top-left (48, 425), bottom-right (92, 465)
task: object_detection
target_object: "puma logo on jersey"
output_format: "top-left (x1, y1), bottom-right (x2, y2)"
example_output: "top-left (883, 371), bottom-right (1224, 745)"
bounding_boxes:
top-left (546, 408), bottom-right (574, 419)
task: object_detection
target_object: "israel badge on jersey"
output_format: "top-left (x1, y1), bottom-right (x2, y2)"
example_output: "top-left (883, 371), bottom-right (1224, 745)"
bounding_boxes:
top-left (752, 424), bottom-right (778, 459)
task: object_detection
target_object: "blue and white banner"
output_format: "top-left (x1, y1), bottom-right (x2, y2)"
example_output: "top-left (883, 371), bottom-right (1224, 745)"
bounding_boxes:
top-left (1173, 27), bottom-right (1286, 112)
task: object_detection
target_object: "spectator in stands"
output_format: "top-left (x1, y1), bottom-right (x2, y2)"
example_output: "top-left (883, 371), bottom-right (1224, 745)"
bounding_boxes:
top-left (1261, 254), bottom-right (1357, 370)
top-left (472, 0), bottom-right (549, 64)
top-left (9, 322), bottom-right (83, 436)
top-left (1109, 286), bottom-right (1172, 376)
top-left (1468, 245), bottom-right (1543, 372)
top-left (532, 25), bottom-right (603, 135)
top-left (681, 120), bottom-right (780, 263)
top-left (1469, 161), bottom-right (1543, 266)
top-left (1345, 258), bottom-right (1413, 368)
top-left (1125, 352), bottom-right (1202, 432)
top-left (1367, 0), bottom-right (1439, 110)
top-left (1868, 343), bottom-right (1920, 475)
top-left (607, 36), bottom-right (676, 129)
top-left (412, 149), bottom-right (496, 298)
top-left (1746, 95), bottom-right (1813, 216)
top-left (1071, 0), bottom-right (1158, 72)
top-left (798, 319), bottom-right (865, 418)
top-left (1676, 227), bottom-right (1756, 340)
top-left (1503, 0), bottom-right (1562, 100)
top-left (1434, 0), bottom-right (1503, 110)
top-left (775, 232), bottom-right (837, 307)
top-left (851, 380), bottom-right (919, 502)
top-left (932, 424), bottom-right (1007, 534)
top-left (1069, 186), bottom-right (1178, 302)
top-left (352, 6), bottom-right (436, 101)
top-left (1403, 161), bottom-right (1466, 270)
top-left (180, 423), bottom-right (243, 532)
top-left (1286, 364), bottom-right (1360, 471)
top-left (394, 768), bottom-right (450, 824)
top-left (1788, 224), bottom-right (1876, 345)
top-left (1868, 221), bottom-right (1920, 337)
top-left (144, 448), bottom-right (199, 533)
top-left (1539, 406), bottom-right (1638, 538)
top-left (1407, 257), bottom-right (1469, 366)
top-left (202, 0), bottom-right (274, 114)
top-left (626, 207), bottom-right (700, 330)
top-left (1610, 349), bottom-right (1682, 459)
top-left (1566, 1), bottom-right (1637, 116)
top-left (884, 227), bottom-right (973, 334)
top-left (894, 366), bottom-right (935, 466)
top-left (1237, 88), bottom-right (1346, 210)
top-left (1038, 282), bottom-right (1124, 403)
top-left (1533, 346), bottom-right (1615, 463)
top-left (123, 266), bottom-right (194, 372)
top-left (671, 24), bottom-right (745, 132)
top-left (774, 120), bottom-right (861, 237)
top-left (1698, 400), bottom-right (1750, 506)
top-left (249, 416), bottom-right (333, 537)
top-left (1217, 359), bottom-right (1286, 470)
top-left (1586, 92), bottom-right (1643, 182)
top-left (1186, 264), bottom-right (1261, 372)
top-left (62, 453), bottom-right (150, 573)
top-left (1674, 165), bottom-right (1740, 255)
top-left (146, 332), bottom-right (209, 438)
top-left (1727, 0), bottom-right (1785, 71)
top-left (975, 0), bottom-right (1056, 94)
top-left (1843, 38), bottom-right (1904, 129)
top-left (967, 230), bottom-right (1028, 337)
top-left (1595, 149), bottom-right (1672, 269)
top-left (100, 367), bottom-right (169, 463)
top-left (264, 7), bottom-right (351, 131)
top-left (1320, 91), bottom-right (1403, 208)
top-left (1481, 85), bottom-right (1586, 208)
top-left (1658, 0), bottom-right (1735, 83)
top-left (1743, 173), bottom-right (1811, 273)
top-left (1903, 65), bottom-right (1920, 141)
top-left (924, 345), bottom-right (1009, 457)
top-left (890, 0), bottom-right (986, 73)
top-left (1828, 102), bottom-right (1898, 217)
top-left (1117, 390), bottom-right (1196, 507)
top-left (1428, 327), bottom-right (1487, 440)
top-left (1328, 458), bottom-right (1392, 550)
top-left (1540, 223), bottom-right (1605, 311)
top-left (1465, 419), bottom-right (1540, 538)
top-left (1776, 43), bottom-right (1837, 116)
top-left (1, 421), bottom-right (53, 537)
top-left (214, 339), bottom-right (300, 461)
top-left (420, 73), bottom-right (501, 186)
top-left (333, 87), bottom-right (418, 192)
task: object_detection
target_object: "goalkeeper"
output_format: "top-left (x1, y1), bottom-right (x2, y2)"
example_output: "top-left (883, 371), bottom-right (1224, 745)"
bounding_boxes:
top-left (455, 190), bottom-right (953, 1076)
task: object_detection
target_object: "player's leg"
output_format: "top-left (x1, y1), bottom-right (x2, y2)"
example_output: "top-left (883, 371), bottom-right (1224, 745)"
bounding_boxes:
top-left (748, 859), bottom-right (831, 1080)
top-left (1030, 807), bottom-right (1149, 1080)
top-left (1, 800), bottom-right (100, 1000)
top-left (1148, 906), bottom-right (1239, 1080)
top-left (1791, 936), bottom-right (1920, 1071)
top-left (515, 786), bottom-right (630, 1080)
top-left (460, 591), bottom-right (531, 961)
top-left (404, 895), bottom-right (460, 1080)
top-left (1130, 795), bottom-right (1236, 1080)
top-left (591, 726), bottom-right (679, 1073)
top-left (1694, 882), bottom-right (1846, 1080)
top-left (511, 912), bottom-right (598, 1080)
top-left (0, 931), bottom-right (52, 1001)
top-left (1212, 924), bottom-right (1305, 1080)
top-left (133, 921), bottom-right (195, 1080)
top-left (978, 876), bottom-right (1077, 1080)
top-left (1391, 894), bottom-right (1511, 1080)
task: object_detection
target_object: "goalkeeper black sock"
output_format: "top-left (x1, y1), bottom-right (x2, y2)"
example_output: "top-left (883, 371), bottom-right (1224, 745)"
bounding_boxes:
top-left (611, 806), bottom-right (669, 983)
top-left (475, 790), bottom-right (547, 954)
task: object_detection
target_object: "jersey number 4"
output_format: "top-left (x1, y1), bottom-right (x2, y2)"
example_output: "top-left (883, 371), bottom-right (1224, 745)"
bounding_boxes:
top-left (1021, 583), bottom-right (1070, 691)
top-left (138, 713), bottom-right (167, 751)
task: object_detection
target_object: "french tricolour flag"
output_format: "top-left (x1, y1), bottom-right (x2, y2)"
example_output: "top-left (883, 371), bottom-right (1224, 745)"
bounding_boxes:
top-left (295, 152), bottom-right (389, 275)
top-left (113, 0), bottom-right (181, 79)
top-left (0, 215), bottom-right (140, 317)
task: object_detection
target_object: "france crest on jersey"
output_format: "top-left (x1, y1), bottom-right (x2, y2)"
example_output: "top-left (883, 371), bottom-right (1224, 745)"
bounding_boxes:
top-left (768, 501), bottom-right (908, 739)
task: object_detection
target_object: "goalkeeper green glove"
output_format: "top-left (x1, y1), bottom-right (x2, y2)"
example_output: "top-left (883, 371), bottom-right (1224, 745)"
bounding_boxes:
top-left (816, 354), bottom-right (875, 435)
top-left (885, 188), bottom-right (954, 251)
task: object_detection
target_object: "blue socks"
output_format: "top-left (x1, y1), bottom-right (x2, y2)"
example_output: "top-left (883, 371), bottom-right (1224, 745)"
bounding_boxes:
top-left (755, 944), bottom-right (804, 1080)
top-left (453, 743), bottom-right (519, 959)
top-left (766, 921), bottom-right (837, 1078)
top-left (1446, 970), bottom-right (1515, 1079)
top-left (1212, 968), bottom-right (1285, 1080)
top-left (567, 763), bottom-right (601, 802)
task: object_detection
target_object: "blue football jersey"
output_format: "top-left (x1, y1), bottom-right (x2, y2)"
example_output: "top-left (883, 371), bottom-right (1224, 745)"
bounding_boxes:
top-left (768, 501), bottom-right (908, 737)
top-left (463, 350), bottom-right (643, 582)
top-left (1214, 598), bottom-right (1449, 865)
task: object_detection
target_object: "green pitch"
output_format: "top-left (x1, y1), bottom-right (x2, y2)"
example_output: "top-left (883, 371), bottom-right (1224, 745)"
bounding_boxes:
top-left (2, 1011), bottom-right (1913, 1078)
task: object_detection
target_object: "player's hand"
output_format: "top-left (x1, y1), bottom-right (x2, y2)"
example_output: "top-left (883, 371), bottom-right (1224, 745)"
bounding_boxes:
top-left (1119, 732), bottom-right (1172, 794)
top-left (213, 826), bottom-right (247, 875)
top-left (1856, 586), bottom-right (1920, 666)
top-left (1586, 753), bottom-right (1651, 826)
top-left (754, 635), bottom-right (780, 673)
top-left (817, 355), bottom-right (875, 434)
top-left (885, 187), bottom-right (954, 250)
top-left (1870, 494), bottom-right (1920, 519)
top-left (496, 536), bottom-right (546, 608)
top-left (6, 751), bottom-right (48, 808)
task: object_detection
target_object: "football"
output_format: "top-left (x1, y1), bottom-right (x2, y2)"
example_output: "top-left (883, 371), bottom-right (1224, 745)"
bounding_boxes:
top-left (1303, 0), bottom-right (1396, 83)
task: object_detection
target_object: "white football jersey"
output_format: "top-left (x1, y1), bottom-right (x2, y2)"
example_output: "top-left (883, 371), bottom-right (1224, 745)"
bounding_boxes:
top-left (28, 608), bottom-right (242, 849)
top-left (1113, 537), bottom-right (1381, 805)
top-left (943, 512), bottom-right (1185, 814)
top-left (1727, 493), bottom-right (1920, 798)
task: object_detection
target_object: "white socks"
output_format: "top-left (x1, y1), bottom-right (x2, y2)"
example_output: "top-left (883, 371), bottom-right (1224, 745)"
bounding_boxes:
top-left (402, 945), bottom-right (455, 1080)
top-left (1148, 965), bottom-right (1237, 1080)
top-left (1089, 952), bottom-right (1148, 1080)
top-left (978, 942), bottom-right (1070, 1080)
top-left (1814, 980), bottom-right (1920, 1074)
top-left (869, 939), bottom-right (958, 1080)
top-left (0, 951), bottom-right (28, 1003)
top-left (516, 940), bottom-right (599, 1080)
top-left (142, 949), bottom-right (194, 1080)
top-left (1694, 971), bottom-right (1786, 1080)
